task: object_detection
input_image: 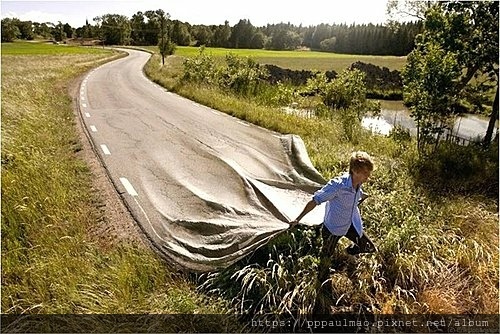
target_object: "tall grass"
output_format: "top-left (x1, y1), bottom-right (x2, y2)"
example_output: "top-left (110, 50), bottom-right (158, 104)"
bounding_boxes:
top-left (145, 52), bottom-right (498, 317)
top-left (1, 43), bottom-right (231, 330)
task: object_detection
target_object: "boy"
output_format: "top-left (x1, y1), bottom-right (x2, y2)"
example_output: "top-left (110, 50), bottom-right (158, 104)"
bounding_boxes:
top-left (289, 151), bottom-right (376, 281)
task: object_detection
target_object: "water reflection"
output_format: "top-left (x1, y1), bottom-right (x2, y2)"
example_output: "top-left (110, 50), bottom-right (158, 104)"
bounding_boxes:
top-left (361, 117), bottom-right (393, 136)
top-left (282, 100), bottom-right (497, 142)
top-left (362, 100), bottom-right (497, 142)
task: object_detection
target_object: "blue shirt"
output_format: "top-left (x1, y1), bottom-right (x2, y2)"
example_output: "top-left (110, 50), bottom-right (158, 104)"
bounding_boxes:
top-left (312, 173), bottom-right (364, 237)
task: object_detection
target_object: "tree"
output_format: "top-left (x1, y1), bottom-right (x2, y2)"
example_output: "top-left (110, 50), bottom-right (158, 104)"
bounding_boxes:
top-left (268, 28), bottom-right (301, 50)
top-left (302, 26), bottom-right (315, 48)
top-left (305, 69), bottom-right (380, 142)
top-left (96, 14), bottom-right (131, 45)
top-left (51, 21), bottom-right (66, 42)
top-left (143, 10), bottom-right (160, 45)
top-left (33, 22), bottom-right (52, 39)
top-left (83, 19), bottom-right (91, 38)
top-left (387, 0), bottom-right (432, 20)
top-left (1, 18), bottom-right (21, 42)
top-left (310, 24), bottom-right (331, 50)
top-left (171, 20), bottom-right (191, 46)
top-left (17, 20), bottom-right (35, 40)
top-left (130, 12), bottom-right (147, 45)
top-left (402, 41), bottom-right (460, 153)
top-left (403, 1), bottom-right (499, 149)
top-left (212, 21), bottom-right (231, 47)
top-left (156, 9), bottom-right (175, 65)
top-left (63, 23), bottom-right (73, 39)
top-left (485, 87), bottom-right (499, 145)
top-left (250, 30), bottom-right (266, 49)
top-left (442, 1), bottom-right (499, 145)
top-left (191, 25), bottom-right (212, 46)
top-left (228, 19), bottom-right (255, 48)
top-left (319, 37), bottom-right (336, 51)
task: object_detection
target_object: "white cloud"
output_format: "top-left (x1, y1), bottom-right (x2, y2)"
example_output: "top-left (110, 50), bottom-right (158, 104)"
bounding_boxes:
top-left (2, 10), bottom-right (67, 25)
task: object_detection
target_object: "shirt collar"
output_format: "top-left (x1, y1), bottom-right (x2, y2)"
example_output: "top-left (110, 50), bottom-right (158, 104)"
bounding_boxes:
top-left (344, 173), bottom-right (358, 192)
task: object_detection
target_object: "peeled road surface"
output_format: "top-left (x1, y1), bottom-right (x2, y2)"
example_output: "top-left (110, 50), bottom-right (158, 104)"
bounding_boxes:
top-left (78, 49), bottom-right (326, 272)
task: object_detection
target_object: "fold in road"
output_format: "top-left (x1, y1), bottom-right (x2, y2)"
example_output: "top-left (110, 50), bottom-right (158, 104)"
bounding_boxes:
top-left (78, 49), bottom-right (326, 272)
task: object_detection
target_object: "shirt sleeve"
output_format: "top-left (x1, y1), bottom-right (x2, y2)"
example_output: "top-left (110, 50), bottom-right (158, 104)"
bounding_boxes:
top-left (312, 177), bottom-right (341, 205)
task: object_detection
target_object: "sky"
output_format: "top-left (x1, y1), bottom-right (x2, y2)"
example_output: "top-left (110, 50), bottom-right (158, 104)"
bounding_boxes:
top-left (1, 0), bottom-right (392, 28)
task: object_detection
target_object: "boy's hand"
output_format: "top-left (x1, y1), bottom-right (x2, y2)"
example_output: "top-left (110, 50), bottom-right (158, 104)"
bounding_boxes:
top-left (288, 220), bottom-right (299, 228)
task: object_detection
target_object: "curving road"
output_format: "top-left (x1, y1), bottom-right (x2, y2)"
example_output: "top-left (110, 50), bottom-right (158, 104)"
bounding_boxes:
top-left (78, 49), bottom-right (326, 272)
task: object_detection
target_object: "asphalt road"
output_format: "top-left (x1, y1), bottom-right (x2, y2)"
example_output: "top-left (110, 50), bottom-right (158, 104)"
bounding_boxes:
top-left (78, 48), bottom-right (326, 271)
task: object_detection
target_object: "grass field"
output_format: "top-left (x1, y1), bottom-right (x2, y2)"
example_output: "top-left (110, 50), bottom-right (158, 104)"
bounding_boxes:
top-left (1, 41), bottom-right (230, 328)
top-left (143, 45), bottom-right (407, 72)
top-left (1, 40), bottom-right (106, 55)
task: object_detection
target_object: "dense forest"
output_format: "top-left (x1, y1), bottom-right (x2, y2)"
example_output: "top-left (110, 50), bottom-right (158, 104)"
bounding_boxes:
top-left (1, 12), bottom-right (422, 56)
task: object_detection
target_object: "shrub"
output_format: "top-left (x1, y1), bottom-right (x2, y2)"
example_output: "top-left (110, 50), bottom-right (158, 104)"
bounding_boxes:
top-left (218, 53), bottom-right (269, 97)
top-left (305, 69), bottom-right (380, 142)
top-left (413, 141), bottom-right (499, 196)
top-left (182, 48), bottom-right (220, 85)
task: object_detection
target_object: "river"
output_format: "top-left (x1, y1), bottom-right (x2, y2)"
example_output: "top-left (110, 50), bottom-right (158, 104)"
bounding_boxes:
top-left (361, 100), bottom-right (498, 143)
top-left (282, 100), bottom-right (497, 143)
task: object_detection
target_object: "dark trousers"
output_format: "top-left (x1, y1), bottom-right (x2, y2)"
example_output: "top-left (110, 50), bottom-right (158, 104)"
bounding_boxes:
top-left (318, 224), bottom-right (376, 282)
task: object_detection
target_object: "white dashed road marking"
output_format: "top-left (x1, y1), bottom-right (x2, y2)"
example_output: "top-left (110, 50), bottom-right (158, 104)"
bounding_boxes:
top-left (100, 144), bottom-right (111, 155)
top-left (118, 177), bottom-right (165, 240)
top-left (90, 125), bottom-right (97, 132)
top-left (120, 177), bottom-right (138, 196)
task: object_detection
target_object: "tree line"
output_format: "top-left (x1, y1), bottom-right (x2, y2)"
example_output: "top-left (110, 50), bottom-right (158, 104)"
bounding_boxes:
top-left (1, 18), bottom-right (74, 43)
top-left (1, 12), bottom-right (422, 56)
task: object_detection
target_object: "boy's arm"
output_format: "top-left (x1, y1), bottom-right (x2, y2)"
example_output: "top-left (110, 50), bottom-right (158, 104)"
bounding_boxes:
top-left (289, 199), bottom-right (317, 228)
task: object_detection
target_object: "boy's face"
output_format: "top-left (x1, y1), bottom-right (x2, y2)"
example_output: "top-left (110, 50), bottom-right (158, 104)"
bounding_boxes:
top-left (352, 167), bottom-right (372, 185)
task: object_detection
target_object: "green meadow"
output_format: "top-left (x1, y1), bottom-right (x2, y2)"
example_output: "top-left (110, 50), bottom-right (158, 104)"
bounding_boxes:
top-left (146, 45), bottom-right (407, 72)
top-left (1, 40), bottom-right (105, 55)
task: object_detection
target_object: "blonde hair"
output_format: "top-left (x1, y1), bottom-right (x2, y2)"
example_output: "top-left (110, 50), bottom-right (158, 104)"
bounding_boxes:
top-left (349, 151), bottom-right (374, 173)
